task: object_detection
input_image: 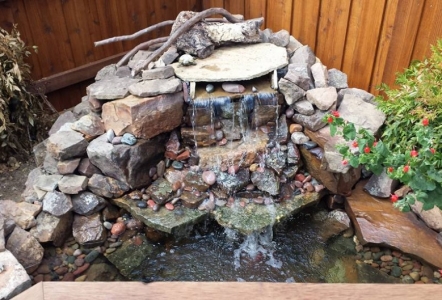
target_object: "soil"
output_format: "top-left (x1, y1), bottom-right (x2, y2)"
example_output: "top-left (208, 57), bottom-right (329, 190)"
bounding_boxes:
top-left (0, 157), bottom-right (36, 202)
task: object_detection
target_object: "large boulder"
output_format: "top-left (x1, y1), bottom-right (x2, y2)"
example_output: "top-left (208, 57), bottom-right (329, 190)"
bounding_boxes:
top-left (411, 200), bottom-right (442, 233)
top-left (101, 92), bottom-right (183, 139)
top-left (87, 133), bottom-right (167, 189)
top-left (0, 250), bottom-right (32, 300)
top-left (6, 226), bottom-right (44, 273)
top-left (46, 131), bottom-right (88, 160)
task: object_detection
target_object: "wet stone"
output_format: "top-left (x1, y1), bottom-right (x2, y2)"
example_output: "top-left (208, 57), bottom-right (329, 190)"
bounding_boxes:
top-left (146, 178), bottom-right (174, 205)
top-left (265, 150), bottom-right (287, 175)
top-left (172, 161), bottom-right (184, 170)
top-left (303, 141), bottom-right (318, 150)
top-left (206, 84), bottom-right (214, 93)
top-left (136, 201), bottom-right (147, 209)
top-left (216, 169), bottom-right (250, 195)
top-left (121, 133), bottom-right (137, 146)
top-left (251, 168), bottom-right (280, 196)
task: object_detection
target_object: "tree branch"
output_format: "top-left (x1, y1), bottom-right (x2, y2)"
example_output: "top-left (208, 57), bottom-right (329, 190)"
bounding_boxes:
top-left (116, 36), bottom-right (169, 68)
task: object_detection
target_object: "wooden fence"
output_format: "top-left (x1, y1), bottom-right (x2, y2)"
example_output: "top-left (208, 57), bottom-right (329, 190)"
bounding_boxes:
top-left (1, 0), bottom-right (442, 111)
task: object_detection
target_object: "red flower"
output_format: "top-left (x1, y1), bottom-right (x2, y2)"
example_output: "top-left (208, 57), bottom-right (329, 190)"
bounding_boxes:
top-left (364, 146), bottom-right (370, 154)
top-left (411, 150), bottom-right (418, 157)
top-left (388, 167), bottom-right (394, 173)
top-left (327, 116), bottom-right (333, 123)
top-left (352, 141), bottom-right (358, 147)
top-left (390, 194), bottom-right (399, 203)
top-left (422, 118), bottom-right (429, 126)
top-left (431, 148), bottom-right (436, 154)
top-left (332, 111), bottom-right (340, 118)
top-left (403, 165), bottom-right (410, 173)
top-left (342, 159), bottom-right (348, 166)
top-left (373, 141), bottom-right (378, 147)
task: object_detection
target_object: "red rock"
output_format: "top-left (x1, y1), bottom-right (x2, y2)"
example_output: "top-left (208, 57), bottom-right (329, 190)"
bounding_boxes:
top-left (303, 182), bottom-right (314, 192)
top-left (43, 274), bottom-right (52, 281)
top-left (62, 272), bottom-right (75, 281)
top-left (202, 171), bottom-right (216, 186)
top-left (381, 255), bottom-right (393, 262)
top-left (228, 165), bottom-right (239, 175)
top-left (222, 83), bottom-right (245, 93)
top-left (34, 274), bottom-right (44, 283)
top-left (147, 200), bottom-right (156, 208)
top-left (295, 173), bottom-right (306, 182)
top-left (165, 203), bottom-right (174, 211)
top-left (110, 222), bottom-right (126, 236)
top-left (172, 181), bottom-right (182, 191)
top-left (36, 264), bottom-right (51, 274)
top-left (346, 180), bottom-right (442, 269)
top-left (165, 151), bottom-right (178, 160)
top-left (133, 235), bottom-right (143, 246)
top-left (72, 263), bottom-right (90, 276)
top-left (176, 150), bottom-right (191, 161)
top-left (218, 138), bottom-right (227, 146)
top-left (55, 266), bottom-right (68, 275)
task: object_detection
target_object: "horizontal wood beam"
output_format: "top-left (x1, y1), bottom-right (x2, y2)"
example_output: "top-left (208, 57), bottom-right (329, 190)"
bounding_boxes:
top-left (35, 52), bottom-right (127, 94)
top-left (12, 281), bottom-right (442, 300)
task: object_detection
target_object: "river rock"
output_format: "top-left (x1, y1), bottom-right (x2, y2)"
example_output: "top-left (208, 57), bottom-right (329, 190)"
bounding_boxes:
top-left (0, 250), bottom-right (32, 300)
top-left (29, 211), bottom-right (73, 247)
top-left (284, 63), bottom-right (313, 91)
top-left (6, 226), bottom-right (43, 273)
top-left (77, 158), bottom-right (102, 177)
top-left (71, 114), bottom-right (105, 138)
top-left (289, 45), bottom-right (316, 67)
top-left (42, 191), bottom-right (72, 217)
top-left (72, 213), bottom-right (106, 246)
top-left (87, 133), bottom-right (167, 189)
top-left (221, 83), bottom-right (245, 93)
top-left (338, 94), bottom-right (386, 134)
top-left (87, 76), bottom-right (139, 100)
top-left (58, 175), bottom-right (88, 194)
top-left (328, 68), bottom-right (348, 89)
top-left (47, 131), bottom-right (88, 160)
top-left (121, 133), bottom-right (137, 146)
top-left (142, 65), bottom-right (175, 80)
top-left (306, 87), bottom-right (337, 110)
top-left (311, 62), bottom-right (328, 88)
top-left (48, 111), bottom-right (77, 136)
top-left (364, 168), bottom-right (399, 198)
top-left (129, 78), bottom-right (182, 97)
top-left (292, 109), bottom-right (328, 132)
top-left (251, 168), bottom-right (279, 196)
top-left (57, 158), bottom-right (81, 175)
top-left (87, 174), bottom-right (130, 198)
top-left (0, 200), bottom-right (40, 230)
top-left (172, 43), bottom-right (288, 82)
top-left (346, 180), bottom-right (442, 269)
top-left (278, 78), bottom-right (305, 105)
top-left (72, 191), bottom-right (107, 216)
top-left (323, 135), bottom-right (352, 174)
top-left (292, 98), bottom-right (314, 115)
top-left (102, 92), bottom-right (183, 139)
top-left (338, 88), bottom-right (376, 107)
top-left (411, 200), bottom-right (442, 233)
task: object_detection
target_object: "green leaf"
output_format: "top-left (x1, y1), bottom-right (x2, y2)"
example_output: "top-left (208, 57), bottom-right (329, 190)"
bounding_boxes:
top-left (428, 169), bottom-right (442, 183)
top-left (349, 156), bottom-right (359, 168)
top-left (408, 174), bottom-right (436, 191)
top-left (343, 123), bottom-right (356, 141)
top-left (330, 124), bottom-right (337, 136)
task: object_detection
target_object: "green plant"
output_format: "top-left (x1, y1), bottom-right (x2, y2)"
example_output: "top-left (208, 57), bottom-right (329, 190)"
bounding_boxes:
top-left (322, 40), bottom-right (442, 212)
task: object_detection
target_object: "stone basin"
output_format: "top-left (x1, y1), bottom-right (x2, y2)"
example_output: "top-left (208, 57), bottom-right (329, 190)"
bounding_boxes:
top-left (212, 191), bottom-right (323, 235)
top-left (112, 197), bottom-right (208, 235)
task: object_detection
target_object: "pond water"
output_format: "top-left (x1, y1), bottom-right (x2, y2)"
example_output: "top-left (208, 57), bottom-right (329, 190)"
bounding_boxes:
top-left (129, 205), bottom-right (362, 283)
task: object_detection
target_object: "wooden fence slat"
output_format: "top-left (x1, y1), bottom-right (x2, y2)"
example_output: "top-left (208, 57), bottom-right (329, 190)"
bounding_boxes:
top-left (412, 0), bottom-right (442, 60)
top-left (315, 0), bottom-right (352, 70)
top-left (94, 0), bottom-right (124, 57)
top-left (244, 0), bottom-right (267, 28)
top-left (224, 0), bottom-right (245, 15)
top-left (0, 0), bottom-right (14, 32)
top-left (341, 0), bottom-right (387, 91)
top-left (380, 0), bottom-right (425, 89)
top-left (266, 0), bottom-right (294, 32)
top-left (291, 0), bottom-right (320, 52)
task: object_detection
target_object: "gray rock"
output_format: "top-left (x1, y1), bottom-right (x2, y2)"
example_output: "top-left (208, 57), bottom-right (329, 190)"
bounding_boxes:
top-left (286, 35), bottom-right (304, 57)
top-left (292, 98), bottom-right (315, 115)
top-left (216, 169), bottom-right (250, 195)
top-left (129, 78), bottom-right (182, 97)
top-left (292, 109), bottom-right (328, 132)
top-left (0, 216), bottom-right (4, 252)
top-left (6, 226), bottom-right (43, 273)
top-left (95, 64), bottom-right (117, 81)
top-left (58, 175), bottom-right (88, 194)
top-left (106, 129), bottom-right (115, 143)
top-left (72, 97), bottom-right (92, 118)
top-left (265, 150), bottom-right (287, 175)
top-left (291, 132), bottom-right (310, 144)
top-left (328, 68), bottom-right (348, 89)
top-left (77, 158), bottom-right (102, 177)
top-left (57, 158), bottom-right (81, 175)
top-left (338, 94), bottom-right (386, 134)
top-left (146, 178), bottom-right (174, 205)
top-left (311, 62), bottom-right (328, 88)
top-left (364, 168), bottom-right (399, 198)
top-left (72, 213), bottom-right (106, 246)
top-left (0, 250), bottom-right (32, 300)
top-left (48, 111), bottom-right (77, 136)
top-left (29, 211), bottom-right (73, 247)
top-left (0, 201), bottom-right (41, 230)
top-left (284, 63), bottom-right (313, 91)
top-left (34, 174), bottom-right (63, 192)
top-left (259, 28), bottom-right (273, 43)
top-left (221, 119), bottom-right (242, 141)
top-left (142, 66), bottom-right (175, 80)
top-left (158, 46), bottom-right (179, 65)
top-left (156, 160), bottom-right (166, 178)
top-left (269, 29), bottom-right (290, 47)
top-left (87, 134), bottom-right (167, 189)
top-left (21, 167), bottom-right (43, 203)
top-left (71, 114), bottom-right (105, 138)
top-left (251, 168), bottom-right (280, 196)
top-left (278, 78), bottom-right (305, 105)
top-left (411, 200), bottom-right (442, 233)
top-left (128, 50), bottom-right (153, 69)
top-left (42, 191), bottom-right (72, 217)
top-left (323, 137), bottom-right (352, 174)
top-left (287, 142), bottom-right (301, 165)
top-left (87, 77), bottom-right (139, 100)
top-left (205, 83), bottom-right (215, 93)
top-left (172, 43), bottom-right (288, 82)
top-left (289, 45), bottom-right (316, 67)
top-left (317, 210), bottom-right (351, 241)
top-left (116, 65), bottom-right (131, 77)
top-left (121, 133), bottom-right (137, 146)
top-left (47, 130), bottom-right (88, 160)
top-left (337, 88), bottom-right (376, 107)
top-left (32, 139), bottom-right (47, 167)
top-left (87, 174), bottom-right (130, 198)
top-left (306, 87), bottom-right (337, 110)
top-left (72, 191), bottom-right (107, 216)
top-left (43, 152), bottom-right (60, 175)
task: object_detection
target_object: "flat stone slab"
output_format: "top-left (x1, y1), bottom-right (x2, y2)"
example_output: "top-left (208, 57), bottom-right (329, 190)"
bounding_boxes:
top-left (87, 77), bottom-right (140, 100)
top-left (0, 250), bottom-right (32, 300)
top-left (346, 180), bottom-right (442, 269)
top-left (172, 43), bottom-right (288, 82)
top-left (212, 191), bottom-right (322, 235)
top-left (112, 197), bottom-right (208, 235)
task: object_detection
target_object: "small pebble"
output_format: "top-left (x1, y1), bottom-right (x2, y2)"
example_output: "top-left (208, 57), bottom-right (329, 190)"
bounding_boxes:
top-left (111, 136), bottom-right (122, 145)
top-left (105, 248), bottom-right (116, 254)
top-left (103, 221), bottom-right (113, 230)
top-left (73, 249), bottom-right (82, 256)
top-left (303, 141), bottom-right (318, 150)
top-left (215, 130), bottom-right (224, 141)
top-left (172, 181), bottom-right (182, 191)
top-left (136, 201), bottom-right (147, 209)
top-left (106, 129), bottom-right (115, 143)
top-left (165, 203), bottom-right (174, 211)
top-left (84, 250), bottom-right (100, 263)
top-left (111, 222), bottom-right (126, 236)
top-left (252, 86), bottom-right (258, 93)
top-left (206, 84), bottom-right (215, 93)
top-left (74, 258), bottom-right (84, 267)
top-left (172, 161), bottom-right (184, 170)
top-left (109, 241), bottom-right (123, 248)
top-left (218, 138), bottom-right (227, 146)
top-left (149, 167), bottom-right (157, 177)
top-left (121, 133), bottom-right (137, 145)
top-left (202, 170), bottom-right (216, 185)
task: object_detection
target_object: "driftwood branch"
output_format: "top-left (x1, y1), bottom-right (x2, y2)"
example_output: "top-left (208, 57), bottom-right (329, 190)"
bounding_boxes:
top-left (131, 8), bottom-right (245, 75)
top-left (116, 37), bottom-right (169, 68)
top-left (94, 20), bottom-right (175, 47)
